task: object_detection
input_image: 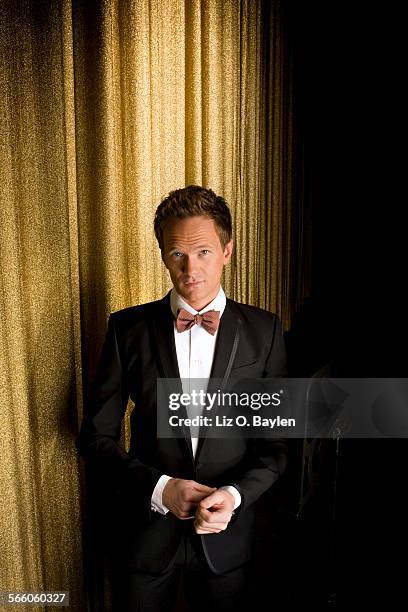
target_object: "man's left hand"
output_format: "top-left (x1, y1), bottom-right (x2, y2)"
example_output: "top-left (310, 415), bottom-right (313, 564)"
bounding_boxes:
top-left (194, 489), bottom-right (235, 534)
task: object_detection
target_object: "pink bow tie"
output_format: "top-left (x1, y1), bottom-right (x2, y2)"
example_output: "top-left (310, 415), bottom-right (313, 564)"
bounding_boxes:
top-left (176, 308), bottom-right (220, 335)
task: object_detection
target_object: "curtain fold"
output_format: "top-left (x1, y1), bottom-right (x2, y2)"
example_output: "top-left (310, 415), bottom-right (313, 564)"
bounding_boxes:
top-left (0, 1), bottom-right (305, 609)
top-left (0, 1), bottom-right (84, 609)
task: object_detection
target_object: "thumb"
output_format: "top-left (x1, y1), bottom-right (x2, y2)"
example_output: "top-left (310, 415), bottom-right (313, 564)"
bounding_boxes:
top-left (199, 490), bottom-right (224, 509)
top-left (193, 483), bottom-right (217, 493)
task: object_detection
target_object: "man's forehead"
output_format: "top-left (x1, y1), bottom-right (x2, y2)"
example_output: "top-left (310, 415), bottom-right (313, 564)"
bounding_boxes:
top-left (162, 216), bottom-right (219, 242)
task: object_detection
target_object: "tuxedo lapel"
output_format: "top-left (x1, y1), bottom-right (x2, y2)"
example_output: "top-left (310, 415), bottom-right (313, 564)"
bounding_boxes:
top-left (150, 293), bottom-right (194, 461)
top-left (208, 300), bottom-right (241, 382)
top-left (195, 300), bottom-right (242, 462)
top-left (150, 293), bottom-right (180, 380)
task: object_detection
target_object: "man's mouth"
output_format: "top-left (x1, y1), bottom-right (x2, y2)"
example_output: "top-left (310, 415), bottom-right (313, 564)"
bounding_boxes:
top-left (183, 280), bottom-right (204, 286)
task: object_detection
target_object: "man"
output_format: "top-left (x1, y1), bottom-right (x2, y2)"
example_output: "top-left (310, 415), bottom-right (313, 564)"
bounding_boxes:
top-left (77, 186), bottom-right (287, 611)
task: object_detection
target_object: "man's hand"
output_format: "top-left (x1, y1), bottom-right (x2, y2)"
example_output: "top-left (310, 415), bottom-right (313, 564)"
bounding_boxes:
top-left (194, 489), bottom-right (235, 534)
top-left (162, 478), bottom-right (217, 519)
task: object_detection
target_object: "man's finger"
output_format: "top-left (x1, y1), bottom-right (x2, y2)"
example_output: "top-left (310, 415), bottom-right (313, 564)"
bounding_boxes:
top-left (192, 484), bottom-right (217, 493)
top-left (194, 520), bottom-right (227, 533)
top-left (195, 521), bottom-right (227, 531)
top-left (188, 489), bottom-right (216, 502)
top-left (199, 490), bottom-right (234, 510)
top-left (199, 491), bottom-right (226, 508)
top-left (196, 509), bottom-right (231, 525)
top-left (195, 527), bottom-right (222, 534)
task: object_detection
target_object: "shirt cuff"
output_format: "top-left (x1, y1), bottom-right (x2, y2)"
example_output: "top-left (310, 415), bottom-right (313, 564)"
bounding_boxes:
top-left (219, 485), bottom-right (241, 509)
top-left (151, 474), bottom-right (172, 514)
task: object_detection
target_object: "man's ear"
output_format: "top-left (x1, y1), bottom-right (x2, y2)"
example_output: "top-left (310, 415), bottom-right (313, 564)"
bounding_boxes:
top-left (223, 240), bottom-right (233, 264)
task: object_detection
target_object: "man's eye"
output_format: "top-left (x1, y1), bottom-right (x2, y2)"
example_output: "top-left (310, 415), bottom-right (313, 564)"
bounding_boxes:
top-left (200, 250), bottom-right (209, 255)
top-left (173, 252), bottom-right (183, 258)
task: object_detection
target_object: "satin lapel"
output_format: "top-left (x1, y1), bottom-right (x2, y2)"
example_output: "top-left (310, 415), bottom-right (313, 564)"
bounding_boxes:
top-left (208, 301), bottom-right (240, 381)
top-left (149, 293), bottom-right (194, 462)
top-left (150, 293), bottom-right (180, 380)
top-left (195, 300), bottom-right (241, 462)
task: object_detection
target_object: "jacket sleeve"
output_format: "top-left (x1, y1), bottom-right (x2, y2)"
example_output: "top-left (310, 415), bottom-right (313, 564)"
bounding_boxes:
top-left (76, 314), bottom-right (162, 518)
top-left (229, 315), bottom-right (288, 514)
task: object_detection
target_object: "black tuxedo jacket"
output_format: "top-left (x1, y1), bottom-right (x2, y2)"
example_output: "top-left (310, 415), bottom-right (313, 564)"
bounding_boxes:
top-left (78, 292), bottom-right (287, 574)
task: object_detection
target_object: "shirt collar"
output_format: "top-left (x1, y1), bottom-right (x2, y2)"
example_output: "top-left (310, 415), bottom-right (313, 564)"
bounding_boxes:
top-left (170, 286), bottom-right (226, 319)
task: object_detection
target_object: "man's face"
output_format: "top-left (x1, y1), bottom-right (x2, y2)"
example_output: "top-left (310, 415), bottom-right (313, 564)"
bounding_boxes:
top-left (161, 215), bottom-right (233, 311)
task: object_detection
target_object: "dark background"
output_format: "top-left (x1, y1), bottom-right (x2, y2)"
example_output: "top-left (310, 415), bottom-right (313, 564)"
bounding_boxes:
top-left (250, 1), bottom-right (406, 609)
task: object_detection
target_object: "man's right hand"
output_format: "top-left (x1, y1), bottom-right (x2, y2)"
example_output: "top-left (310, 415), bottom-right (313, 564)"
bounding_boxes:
top-left (162, 478), bottom-right (216, 519)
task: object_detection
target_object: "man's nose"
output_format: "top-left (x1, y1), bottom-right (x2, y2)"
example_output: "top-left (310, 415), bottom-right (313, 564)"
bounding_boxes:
top-left (182, 256), bottom-right (197, 275)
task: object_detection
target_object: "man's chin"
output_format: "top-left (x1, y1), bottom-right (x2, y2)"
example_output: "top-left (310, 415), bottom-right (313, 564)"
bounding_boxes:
top-left (179, 284), bottom-right (205, 300)
top-left (183, 282), bottom-right (204, 291)
top-left (178, 283), bottom-right (212, 306)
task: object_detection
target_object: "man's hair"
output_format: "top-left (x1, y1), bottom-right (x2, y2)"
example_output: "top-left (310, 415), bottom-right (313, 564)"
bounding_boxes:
top-left (154, 185), bottom-right (232, 250)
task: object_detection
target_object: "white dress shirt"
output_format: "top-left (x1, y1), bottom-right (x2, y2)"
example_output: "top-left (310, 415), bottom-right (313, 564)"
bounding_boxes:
top-left (151, 286), bottom-right (241, 514)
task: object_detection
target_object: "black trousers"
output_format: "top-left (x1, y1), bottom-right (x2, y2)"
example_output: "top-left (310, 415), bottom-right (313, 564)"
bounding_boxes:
top-left (122, 528), bottom-right (250, 612)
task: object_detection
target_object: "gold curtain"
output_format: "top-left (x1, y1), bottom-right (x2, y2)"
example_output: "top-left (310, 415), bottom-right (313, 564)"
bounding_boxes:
top-left (0, 0), bottom-right (303, 610)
